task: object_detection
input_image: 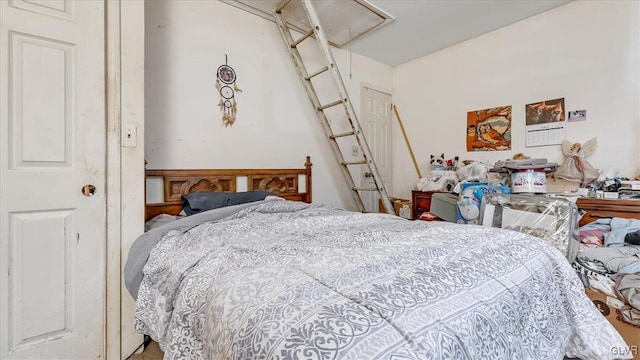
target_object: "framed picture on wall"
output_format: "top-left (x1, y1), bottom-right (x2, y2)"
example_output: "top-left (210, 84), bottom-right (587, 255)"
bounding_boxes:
top-left (466, 106), bottom-right (512, 152)
top-left (568, 110), bottom-right (587, 122)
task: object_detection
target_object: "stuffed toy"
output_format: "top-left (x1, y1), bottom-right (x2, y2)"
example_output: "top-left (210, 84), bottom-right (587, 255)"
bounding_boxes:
top-left (555, 137), bottom-right (599, 185)
top-left (430, 153), bottom-right (445, 171)
top-left (512, 153), bottom-right (531, 160)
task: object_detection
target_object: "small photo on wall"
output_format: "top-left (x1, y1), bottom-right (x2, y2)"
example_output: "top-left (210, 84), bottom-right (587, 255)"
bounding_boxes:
top-left (568, 110), bottom-right (586, 122)
top-left (466, 106), bottom-right (512, 152)
top-left (525, 97), bottom-right (565, 125)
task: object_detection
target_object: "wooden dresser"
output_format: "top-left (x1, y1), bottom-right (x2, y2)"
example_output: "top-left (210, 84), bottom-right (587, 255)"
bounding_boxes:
top-left (576, 198), bottom-right (640, 226)
top-left (411, 190), bottom-right (447, 220)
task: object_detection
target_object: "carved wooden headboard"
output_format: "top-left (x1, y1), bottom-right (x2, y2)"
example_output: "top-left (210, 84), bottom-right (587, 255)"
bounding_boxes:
top-left (145, 156), bottom-right (312, 221)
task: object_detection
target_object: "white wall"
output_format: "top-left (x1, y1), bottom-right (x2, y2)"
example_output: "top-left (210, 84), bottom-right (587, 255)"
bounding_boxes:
top-left (145, 0), bottom-right (393, 210)
top-left (392, 1), bottom-right (640, 199)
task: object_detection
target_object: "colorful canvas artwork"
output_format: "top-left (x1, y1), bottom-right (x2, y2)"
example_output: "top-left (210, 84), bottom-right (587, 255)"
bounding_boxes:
top-left (466, 106), bottom-right (512, 152)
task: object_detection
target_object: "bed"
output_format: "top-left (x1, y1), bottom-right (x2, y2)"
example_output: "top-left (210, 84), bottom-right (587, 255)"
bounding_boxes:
top-left (125, 158), bottom-right (630, 360)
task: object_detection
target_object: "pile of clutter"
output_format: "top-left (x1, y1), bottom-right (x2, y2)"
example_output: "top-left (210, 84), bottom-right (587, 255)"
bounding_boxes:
top-left (414, 153), bottom-right (522, 225)
top-left (416, 153), bottom-right (494, 193)
top-left (413, 139), bottom-right (638, 224)
top-left (416, 153), bottom-right (564, 193)
top-left (588, 176), bottom-right (640, 200)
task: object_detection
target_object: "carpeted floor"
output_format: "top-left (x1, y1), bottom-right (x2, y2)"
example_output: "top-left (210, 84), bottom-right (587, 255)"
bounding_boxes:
top-left (128, 341), bottom-right (163, 360)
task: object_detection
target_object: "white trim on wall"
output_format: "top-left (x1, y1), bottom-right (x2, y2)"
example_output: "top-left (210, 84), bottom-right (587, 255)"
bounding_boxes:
top-left (104, 1), bottom-right (146, 358)
top-left (119, 1), bottom-right (146, 356)
top-left (105, 0), bottom-right (122, 358)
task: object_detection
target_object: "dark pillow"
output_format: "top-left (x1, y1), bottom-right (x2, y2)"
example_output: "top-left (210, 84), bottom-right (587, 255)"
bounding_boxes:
top-left (181, 190), bottom-right (275, 215)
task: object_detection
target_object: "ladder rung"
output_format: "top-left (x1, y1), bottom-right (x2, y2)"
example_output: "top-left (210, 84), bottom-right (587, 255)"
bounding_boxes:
top-left (275, 0), bottom-right (292, 13)
top-left (353, 187), bottom-right (379, 192)
top-left (305, 66), bottom-right (329, 80)
top-left (290, 29), bottom-right (314, 48)
top-left (318, 99), bottom-right (344, 111)
top-left (329, 131), bottom-right (355, 139)
top-left (341, 161), bottom-right (367, 166)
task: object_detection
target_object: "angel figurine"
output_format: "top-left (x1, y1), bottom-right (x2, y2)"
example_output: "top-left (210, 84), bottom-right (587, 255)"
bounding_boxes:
top-left (555, 137), bottom-right (599, 185)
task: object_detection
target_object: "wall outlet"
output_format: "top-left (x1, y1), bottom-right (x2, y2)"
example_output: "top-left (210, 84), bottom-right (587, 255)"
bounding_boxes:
top-left (351, 145), bottom-right (359, 156)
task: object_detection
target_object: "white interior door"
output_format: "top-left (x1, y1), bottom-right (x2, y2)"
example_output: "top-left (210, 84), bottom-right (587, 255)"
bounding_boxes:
top-left (360, 87), bottom-right (392, 213)
top-left (1, 1), bottom-right (106, 359)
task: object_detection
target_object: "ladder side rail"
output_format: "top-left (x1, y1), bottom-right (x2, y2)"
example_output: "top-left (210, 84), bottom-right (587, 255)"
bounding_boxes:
top-left (273, 12), bottom-right (367, 212)
top-left (300, 0), bottom-right (394, 215)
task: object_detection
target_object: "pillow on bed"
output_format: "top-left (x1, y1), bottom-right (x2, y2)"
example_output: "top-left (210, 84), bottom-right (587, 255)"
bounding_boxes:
top-left (181, 190), bottom-right (275, 215)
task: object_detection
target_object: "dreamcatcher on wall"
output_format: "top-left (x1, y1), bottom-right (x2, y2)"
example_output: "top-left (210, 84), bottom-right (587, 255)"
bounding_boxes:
top-left (216, 55), bottom-right (242, 127)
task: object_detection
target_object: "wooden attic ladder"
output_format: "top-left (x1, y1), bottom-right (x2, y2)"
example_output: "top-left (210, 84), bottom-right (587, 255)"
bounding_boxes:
top-left (273, 0), bottom-right (394, 214)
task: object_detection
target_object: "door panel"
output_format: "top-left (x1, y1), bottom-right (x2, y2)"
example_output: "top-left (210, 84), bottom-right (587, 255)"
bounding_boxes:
top-left (9, 210), bottom-right (75, 348)
top-left (1, 0), bottom-right (105, 358)
top-left (360, 87), bottom-right (392, 212)
top-left (9, 0), bottom-right (74, 21)
top-left (10, 32), bottom-right (73, 167)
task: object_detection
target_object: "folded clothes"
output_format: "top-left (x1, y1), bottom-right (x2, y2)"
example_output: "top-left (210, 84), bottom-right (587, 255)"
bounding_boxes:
top-left (588, 273), bottom-right (616, 297)
top-left (613, 273), bottom-right (640, 326)
top-left (605, 218), bottom-right (640, 247)
top-left (579, 229), bottom-right (609, 246)
top-left (578, 219), bottom-right (611, 246)
top-left (579, 217), bottom-right (640, 247)
top-left (576, 245), bottom-right (640, 274)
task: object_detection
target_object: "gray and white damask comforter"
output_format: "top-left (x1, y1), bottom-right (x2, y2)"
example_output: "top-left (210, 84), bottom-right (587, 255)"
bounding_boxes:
top-left (133, 201), bottom-right (630, 360)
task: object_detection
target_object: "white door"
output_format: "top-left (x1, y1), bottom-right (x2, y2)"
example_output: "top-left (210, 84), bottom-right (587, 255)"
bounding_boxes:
top-left (360, 87), bottom-right (392, 213)
top-left (0, 1), bottom-right (106, 359)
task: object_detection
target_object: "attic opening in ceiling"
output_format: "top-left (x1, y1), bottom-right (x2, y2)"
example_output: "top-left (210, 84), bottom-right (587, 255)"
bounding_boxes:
top-left (221, 0), bottom-right (395, 47)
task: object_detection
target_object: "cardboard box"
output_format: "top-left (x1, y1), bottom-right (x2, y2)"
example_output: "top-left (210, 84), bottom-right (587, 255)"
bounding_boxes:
top-left (379, 197), bottom-right (412, 219)
top-left (586, 287), bottom-right (640, 359)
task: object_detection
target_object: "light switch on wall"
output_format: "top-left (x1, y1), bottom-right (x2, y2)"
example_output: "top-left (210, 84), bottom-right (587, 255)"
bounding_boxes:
top-left (123, 124), bottom-right (137, 148)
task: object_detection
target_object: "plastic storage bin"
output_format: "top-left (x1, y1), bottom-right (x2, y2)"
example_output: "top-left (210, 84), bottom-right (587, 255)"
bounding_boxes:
top-left (479, 193), bottom-right (579, 262)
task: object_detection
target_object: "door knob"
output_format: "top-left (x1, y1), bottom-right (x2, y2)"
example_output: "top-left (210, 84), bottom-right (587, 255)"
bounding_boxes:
top-left (81, 184), bottom-right (96, 196)
top-left (364, 172), bottom-right (373, 178)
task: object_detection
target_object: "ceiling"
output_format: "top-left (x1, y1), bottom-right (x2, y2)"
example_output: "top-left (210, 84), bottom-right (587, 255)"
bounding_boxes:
top-left (225, 0), bottom-right (571, 67)
top-left (350, 0), bottom-right (572, 66)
